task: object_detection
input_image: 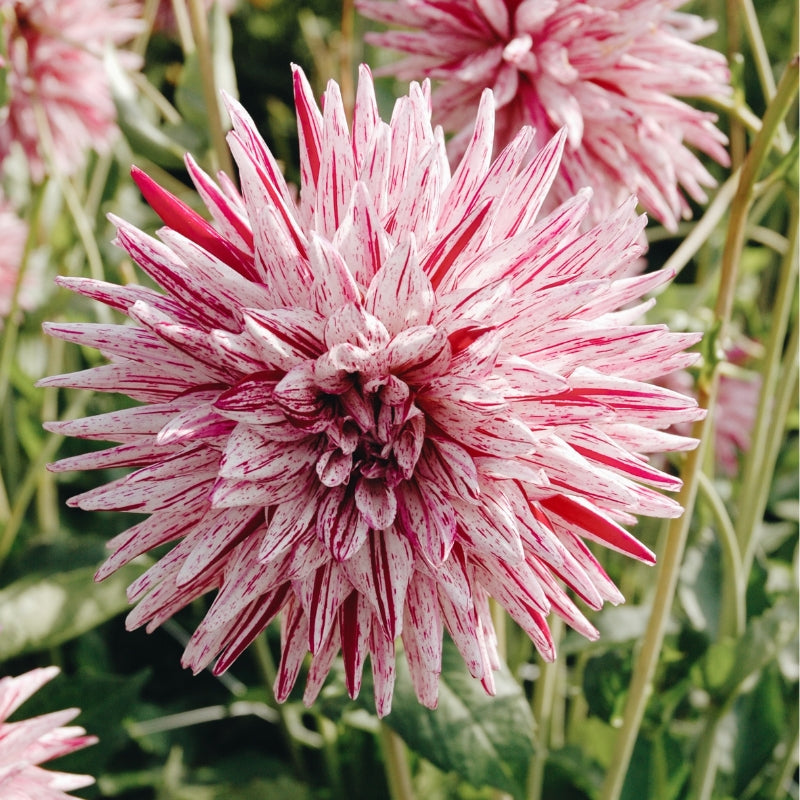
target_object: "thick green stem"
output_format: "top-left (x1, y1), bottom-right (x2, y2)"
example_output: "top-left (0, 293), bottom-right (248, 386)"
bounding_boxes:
top-left (737, 0), bottom-right (792, 151)
top-left (599, 51), bottom-right (799, 800)
top-left (252, 633), bottom-right (306, 776)
top-left (380, 724), bottom-right (416, 800)
top-left (735, 198), bottom-right (798, 568)
top-left (186, 0), bottom-right (235, 178)
top-left (527, 617), bottom-right (563, 800)
top-left (339, 0), bottom-right (355, 119)
top-left (598, 416), bottom-right (711, 800)
top-left (685, 59), bottom-right (799, 800)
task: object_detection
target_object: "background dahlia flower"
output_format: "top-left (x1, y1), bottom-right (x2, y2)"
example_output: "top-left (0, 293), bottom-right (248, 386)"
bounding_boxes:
top-left (660, 342), bottom-right (762, 477)
top-left (41, 65), bottom-right (703, 716)
top-left (0, 0), bottom-right (142, 181)
top-left (0, 667), bottom-right (97, 799)
top-left (357, 0), bottom-right (731, 230)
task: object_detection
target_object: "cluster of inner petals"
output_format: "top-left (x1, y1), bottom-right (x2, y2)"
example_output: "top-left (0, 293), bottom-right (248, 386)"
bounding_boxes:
top-left (260, 303), bottom-right (449, 533)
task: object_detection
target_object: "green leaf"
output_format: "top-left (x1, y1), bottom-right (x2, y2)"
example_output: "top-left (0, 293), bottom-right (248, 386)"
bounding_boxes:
top-left (731, 666), bottom-right (786, 796)
top-left (105, 47), bottom-right (189, 169)
top-left (0, 560), bottom-right (144, 660)
top-left (375, 637), bottom-right (536, 799)
top-left (693, 598), bottom-right (798, 704)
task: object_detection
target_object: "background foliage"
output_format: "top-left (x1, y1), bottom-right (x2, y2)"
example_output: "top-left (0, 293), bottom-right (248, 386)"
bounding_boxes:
top-left (0, 1), bottom-right (797, 799)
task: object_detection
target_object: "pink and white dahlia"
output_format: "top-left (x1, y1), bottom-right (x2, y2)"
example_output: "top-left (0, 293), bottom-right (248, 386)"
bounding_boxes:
top-left (0, 0), bottom-right (142, 181)
top-left (0, 667), bottom-right (97, 799)
top-left (41, 66), bottom-right (703, 716)
top-left (0, 198), bottom-right (28, 319)
top-left (357, 0), bottom-right (731, 230)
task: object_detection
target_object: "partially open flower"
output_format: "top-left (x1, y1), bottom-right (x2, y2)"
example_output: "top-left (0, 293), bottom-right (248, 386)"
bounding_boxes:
top-left (358, 0), bottom-right (731, 230)
top-left (0, 667), bottom-right (97, 799)
top-left (42, 66), bottom-right (703, 715)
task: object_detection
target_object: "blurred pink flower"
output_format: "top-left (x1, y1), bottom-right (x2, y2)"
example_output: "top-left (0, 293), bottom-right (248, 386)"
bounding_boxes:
top-left (661, 344), bottom-right (761, 477)
top-left (0, 199), bottom-right (28, 318)
top-left (0, 667), bottom-right (97, 799)
top-left (0, 0), bottom-right (142, 181)
top-left (42, 66), bottom-right (703, 715)
top-left (357, 0), bottom-right (730, 230)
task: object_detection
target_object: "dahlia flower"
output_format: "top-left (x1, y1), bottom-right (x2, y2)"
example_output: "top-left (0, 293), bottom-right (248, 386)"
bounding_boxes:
top-left (0, 667), bottom-right (97, 799)
top-left (41, 66), bottom-right (703, 715)
top-left (0, 0), bottom-right (142, 182)
top-left (357, 0), bottom-right (731, 230)
top-left (0, 198), bottom-right (28, 318)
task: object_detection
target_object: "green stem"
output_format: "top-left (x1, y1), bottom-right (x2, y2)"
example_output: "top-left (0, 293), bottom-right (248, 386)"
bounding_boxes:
top-left (340, 0), bottom-right (355, 119)
top-left (714, 58), bottom-right (798, 328)
top-left (598, 416), bottom-right (711, 800)
top-left (737, 0), bottom-right (792, 151)
top-left (0, 390), bottom-right (90, 569)
top-left (186, 0), bottom-right (235, 178)
top-left (683, 60), bottom-right (800, 800)
top-left (526, 617), bottom-right (564, 800)
top-left (0, 183), bottom-right (45, 416)
top-left (379, 723), bottom-right (416, 800)
top-left (725, 0), bottom-right (746, 169)
top-left (36, 337), bottom-right (65, 537)
top-left (661, 169), bottom-right (739, 278)
top-left (688, 707), bottom-right (726, 800)
top-left (742, 325), bottom-right (798, 578)
top-left (599, 56), bottom-right (800, 800)
top-left (697, 471), bottom-right (745, 638)
top-left (170, 0), bottom-right (195, 55)
top-left (32, 99), bottom-right (111, 321)
top-left (735, 197), bottom-right (799, 568)
top-left (251, 633), bottom-right (306, 776)
top-left (132, 0), bottom-right (159, 57)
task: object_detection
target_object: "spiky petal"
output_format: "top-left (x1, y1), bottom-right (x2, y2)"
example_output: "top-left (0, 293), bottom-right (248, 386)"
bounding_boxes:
top-left (0, 667), bottom-right (97, 799)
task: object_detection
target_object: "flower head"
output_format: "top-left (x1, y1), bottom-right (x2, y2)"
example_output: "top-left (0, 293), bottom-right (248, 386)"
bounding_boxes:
top-left (42, 66), bottom-right (703, 715)
top-left (0, 667), bottom-right (97, 799)
top-left (0, 0), bottom-right (142, 181)
top-left (357, 0), bottom-right (731, 230)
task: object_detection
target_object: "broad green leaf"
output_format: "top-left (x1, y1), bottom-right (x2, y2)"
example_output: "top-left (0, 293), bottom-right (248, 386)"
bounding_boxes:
top-left (679, 536), bottom-right (723, 639)
top-left (0, 560), bottom-right (143, 660)
top-left (376, 637), bottom-right (536, 799)
top-left (619, 732), bottom-right (690, 800)
top-left (731, 665), bottom-right (786, 797)
top-left (693, 598), bottom-right (798, 704)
